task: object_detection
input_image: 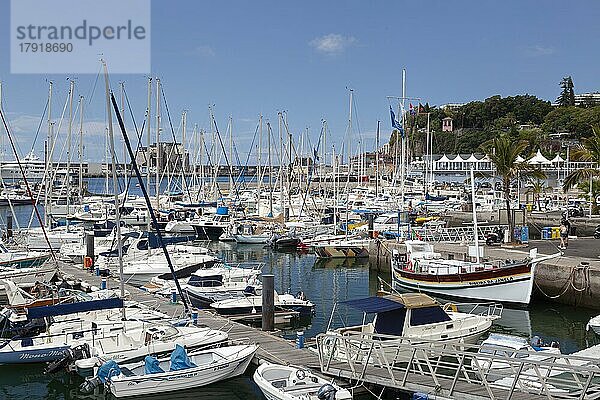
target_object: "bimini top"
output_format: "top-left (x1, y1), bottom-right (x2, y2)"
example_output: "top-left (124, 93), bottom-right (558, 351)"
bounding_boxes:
top-left (388, 293), bottom-right (439, 309)
top-left (342, 296), bottom-right (405, 313)
top-left (342, 293), bottom-right (439, 313)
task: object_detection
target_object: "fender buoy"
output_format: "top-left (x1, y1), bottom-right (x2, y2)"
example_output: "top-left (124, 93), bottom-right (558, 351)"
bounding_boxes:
top-left (83, 256), bottom-right (93, 269)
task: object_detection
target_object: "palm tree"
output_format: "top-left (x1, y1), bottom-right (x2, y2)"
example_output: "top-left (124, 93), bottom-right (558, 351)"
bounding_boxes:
top-left (563, 126), bottom-right (600, 213)
top-left (526, 179), bottom-right (549, 211)
top-left (485, 135), bottom-right (545, 241)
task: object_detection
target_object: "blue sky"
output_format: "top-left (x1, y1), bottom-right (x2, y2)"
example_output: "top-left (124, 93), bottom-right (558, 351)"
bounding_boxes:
top-left (1, 1), bottom-right (599, 162)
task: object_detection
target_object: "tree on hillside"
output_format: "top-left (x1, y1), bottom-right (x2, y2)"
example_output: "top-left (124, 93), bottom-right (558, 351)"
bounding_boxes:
top-left (557, 76), bottom-right (576, 107)
top-left (484, 136), bottom-right (545, 241)
top-left (563, 125), bottom-right (600, 213)
top-left (541, 106), bottom-right (600, 137)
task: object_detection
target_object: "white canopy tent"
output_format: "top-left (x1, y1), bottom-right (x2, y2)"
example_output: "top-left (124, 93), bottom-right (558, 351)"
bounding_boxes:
top-left (528, 150), bottom-right (551, 165)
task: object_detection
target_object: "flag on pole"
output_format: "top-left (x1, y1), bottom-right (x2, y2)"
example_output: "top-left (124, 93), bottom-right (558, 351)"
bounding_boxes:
top-left (418, 103), bottom-right (425, 114)
top-left (409, 103), bottom-right (416, 116)
top-left (389, 106), bottom-right (404, 137)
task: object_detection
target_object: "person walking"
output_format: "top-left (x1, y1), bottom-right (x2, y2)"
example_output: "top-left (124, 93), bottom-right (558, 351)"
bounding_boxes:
top-left (559, 218), bottom-right (570, 249)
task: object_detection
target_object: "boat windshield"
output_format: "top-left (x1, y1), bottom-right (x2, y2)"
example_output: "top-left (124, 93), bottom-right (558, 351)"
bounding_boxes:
top-left (409, 306), bottom-right (451, 326)
top-left (480, 345), bottom-right (529, 359)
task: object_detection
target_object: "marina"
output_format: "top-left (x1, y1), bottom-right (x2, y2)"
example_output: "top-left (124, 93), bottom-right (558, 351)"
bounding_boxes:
top-left (1, 2), bottom-right (600, 399)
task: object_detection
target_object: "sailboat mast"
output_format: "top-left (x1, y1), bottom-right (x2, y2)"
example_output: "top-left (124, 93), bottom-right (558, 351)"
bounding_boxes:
top-left (375, 120), bottom-right (380, 198)
top-left (347, 89), bottom-right (353, 171)
top-left (182, 110), bottom-right (187, 193)
top-left (66, 80), bottom-right (74, 230)
top-left (120, 82), bottom-right (126, 186)
top-left (400, 68), bottom-right (406, 208)
top-left (102, 60), bottom-right (125, 317)
top-left (228, 116), bottom-right (233, 195)
top-left (278, 112), bottom-right (284, 221)
top-left (45, 81), bottom-right (53, 227)
top-left (332, 144), bottom-right (337, 234)
top-left (267, 122), bottom-right (273, 217)
top-left (155, 78), bottom-right (161, 210)
top-left (78, 96), bottom-right (84, 201)
top-left (145, 77), bottom-right (152, 235)
top-left (258, 114), bottom-right (263, 199)
top-left (470, 166), bottom-right (480, 264)
top-left (199, 129), bottom-right (205, 196)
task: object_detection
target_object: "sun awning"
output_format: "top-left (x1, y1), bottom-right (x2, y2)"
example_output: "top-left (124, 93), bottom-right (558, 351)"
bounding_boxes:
top-left (528, 149), bottom-right (551, 165)
top-left (26, 298), bottom-right (124, 320)
top-left (341, 297), bottom-right (405, 313)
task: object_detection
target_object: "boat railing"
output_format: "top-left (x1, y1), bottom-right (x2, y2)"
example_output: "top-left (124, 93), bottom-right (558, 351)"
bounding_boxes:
top-left (316, 331), bottom-right (600, 399)
top-left (447, 301), bottom-right (504, 319)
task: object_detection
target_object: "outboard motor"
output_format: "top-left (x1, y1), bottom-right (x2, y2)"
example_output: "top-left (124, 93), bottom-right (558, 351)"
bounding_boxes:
top-left (530, 335), bottom-right (542, 349)
top-left (317, 383), bottom-right (338, 400)
top-left (45, 343), bottom-right (91, 374)
top-left (79, 376), bottom-right (102, 395)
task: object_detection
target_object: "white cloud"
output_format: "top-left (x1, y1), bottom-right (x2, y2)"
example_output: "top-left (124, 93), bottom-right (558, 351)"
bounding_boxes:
top-left (309, 34), bottom-right (357, 55)
top-left (521, 45), bottom-right (555, 57)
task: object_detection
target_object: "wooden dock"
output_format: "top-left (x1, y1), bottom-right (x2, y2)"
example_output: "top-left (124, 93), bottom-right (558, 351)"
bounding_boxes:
top-left (57, 261), bottom-right (322, 369)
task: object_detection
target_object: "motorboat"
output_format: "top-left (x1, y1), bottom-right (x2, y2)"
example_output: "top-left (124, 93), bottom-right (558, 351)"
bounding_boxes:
top-left (0, 298), bottom-right (228, 365)
top-left (88, 344), bottom-right (257, 398)
top-left (253, 361), bottom-right (352, 400)
top-left (0, 242), bottom-right (51, 269)
top-left (182, 263), bottom-right (263, 307)
top-left (325, 293), bottom-right (498, 348)
top-left (391, 240), bottom-right (561, 305)
top-left (474, 333), bottom-right (561, 381)
top-left (233, 233), bottom-right (274, 244)
top-left (0, 265), bottom-right (56, 289)
top-left (191, 206), bottom-right (231, 240)
top-left (143, 261), bottom-right (262, 305)
top-left (210, 292), bottom-right (314, 316)
top-left (586, 315), bottom-right (600, 335)
top-left (120, 252), bottom-right (216, 287)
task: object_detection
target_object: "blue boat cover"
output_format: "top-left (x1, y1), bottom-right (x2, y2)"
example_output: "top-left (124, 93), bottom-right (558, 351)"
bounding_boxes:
top-left (26, 298), bottom-right (124, 320)
top-left (169, 344), bottom-right (197, 371)
top-left (144, 355), bottom-right (165, 374)
top-left (97, 360), bottom-right (121, 383)
top-left (341, 297), bottom-right (405, 313)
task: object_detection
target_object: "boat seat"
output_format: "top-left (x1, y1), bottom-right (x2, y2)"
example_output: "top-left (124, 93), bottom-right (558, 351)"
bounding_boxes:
top-left (271, 379), bottom-right (287, 389)
top-left (281, 383), bottom-right (324, 392)
top-left (119, 367), bottom-right (135, 377)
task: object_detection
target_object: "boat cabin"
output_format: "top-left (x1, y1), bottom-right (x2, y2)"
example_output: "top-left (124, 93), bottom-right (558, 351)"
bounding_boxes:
top-left (332, 293), bottom-right (453, 338)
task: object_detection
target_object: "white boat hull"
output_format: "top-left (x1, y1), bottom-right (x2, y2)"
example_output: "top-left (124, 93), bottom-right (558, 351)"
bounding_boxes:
top-left (233, 234), bottom-right (273, 244)
top-left (393, 269), bottom-right (535, 304)
top-left (110, 345), bottom-right (256, 398)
